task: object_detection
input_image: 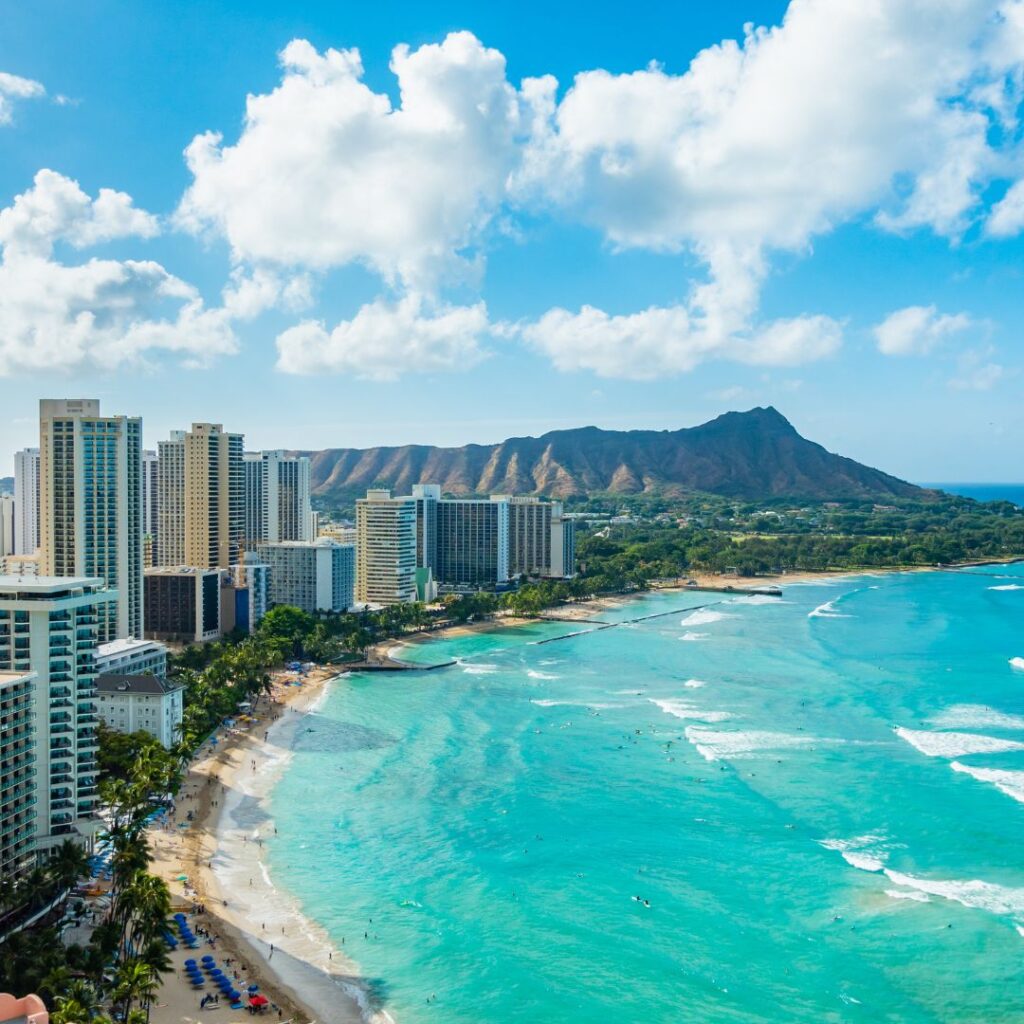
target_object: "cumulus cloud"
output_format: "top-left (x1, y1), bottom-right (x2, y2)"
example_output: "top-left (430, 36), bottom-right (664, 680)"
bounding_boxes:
top-left (948, 348), bottom-right (1006, 390)
top-left (178, 33), bottom-right (541, 291)
top-left (275, 294), bottom-right (489, 379)
top-left (521, 303), bottom-right (840, 379)
top-left (987, 179), bottom-right (1024, 237)
top-left (0, 171), bottom-right (275, 375)
top-left (0, 71), bottom-right (45, 125)
top-left (873, 305), bottom-right (974, 356)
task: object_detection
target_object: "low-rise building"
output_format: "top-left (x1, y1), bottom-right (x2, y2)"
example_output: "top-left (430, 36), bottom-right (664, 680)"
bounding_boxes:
top-left (144, 567), bottom-right (221, 644)
top-left (96, 637), bottom-right (168, 678)
top-left (96, 674), bottom-right (184, 748)
top-left (0, 669), bottom-right (37, 877)
top-left (255, 539), bottom-right (354, 614)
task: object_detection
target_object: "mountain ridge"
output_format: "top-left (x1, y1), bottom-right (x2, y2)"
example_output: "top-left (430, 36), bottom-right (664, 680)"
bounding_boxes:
top-left (298, 407), bottom-right (926, 504)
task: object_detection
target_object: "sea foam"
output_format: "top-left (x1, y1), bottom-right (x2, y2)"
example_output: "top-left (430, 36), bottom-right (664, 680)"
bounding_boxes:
top-left (1011, 657), bottom-right (1024, 672)
top-left (818, 834), bottom-right (889, 872)
top-left (950, 761), bottom-right (1024, 804)
top-left (895, 727), bottom-right (1024, 758)
top-left (808, 599), bottom-right (849, 619)
top-left (684, 726), bottom-right (816, 761)
top-left (730, 594), bottom-right (788, 606)
top-left (684, 679), bottom-right (708, 689)
top-left (680, 631), bottom-right (709, 642)
top-left (930, 704), bottom-right (1024, 730)
top-left (680, 609), bottom-right (732, 627)
top-left (648, 699), bottom-right (731, 723)
top-left (990, 584), bottom-right (1024, 591)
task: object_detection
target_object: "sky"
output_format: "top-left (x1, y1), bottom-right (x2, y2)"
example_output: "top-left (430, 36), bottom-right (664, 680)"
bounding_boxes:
top-left (1, 0), bottom-right (1022, 482)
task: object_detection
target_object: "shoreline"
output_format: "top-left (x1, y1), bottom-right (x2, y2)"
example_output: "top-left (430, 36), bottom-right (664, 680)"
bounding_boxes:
top-left (149, 666), bottom-right (390, 1024)
top-left (148, 556), bottom-right (1023, 1021)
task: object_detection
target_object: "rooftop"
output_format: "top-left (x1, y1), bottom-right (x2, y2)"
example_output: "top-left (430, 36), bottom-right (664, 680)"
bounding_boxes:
top-left (0, 669), bottom-right (36, 686)
top-left (0, 575), bottom-right (106, 595)
top-left (98, 637), bottom-right (164, 656)
top-left (96, 673), bottom-right (183, 696)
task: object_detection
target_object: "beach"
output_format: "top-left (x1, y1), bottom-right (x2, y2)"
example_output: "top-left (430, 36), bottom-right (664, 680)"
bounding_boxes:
top-left (148, 665), bottom-right (391, 1024)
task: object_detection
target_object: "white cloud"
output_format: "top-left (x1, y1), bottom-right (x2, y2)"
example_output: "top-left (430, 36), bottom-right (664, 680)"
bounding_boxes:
top-left (0, 71), bottom-right (45, 125)
top-left (948, 348), bottom-right (1006, 390)
top-left (0, 169), bottom-right (159, 258)
top-left (987, 179), bottom-right (1024, 237)
top-left (178, 33), bottom-right (542, 291)
top-left (520, 302), bottom-right (840, 379)
top-left (510, 0), bottom-right (1024, 375)
top-left (275, 294), bottom-right (489, 379)
top-left (873, 305), bottom-right (973, 356)
top-left (0, 171), bottom-right (270, 375)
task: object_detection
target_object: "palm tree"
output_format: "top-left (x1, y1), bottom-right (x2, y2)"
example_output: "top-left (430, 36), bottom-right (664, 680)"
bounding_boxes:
top-left (48, 839), bottom-right (91, 890)
top-left (112, 958), bottom-right (158, 1019)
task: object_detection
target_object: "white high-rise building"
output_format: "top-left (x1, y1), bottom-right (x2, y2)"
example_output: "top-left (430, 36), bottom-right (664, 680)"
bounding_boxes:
top-left (13, 447), bottom-right (40, 556)
top-left (411, 484), bottom-right (440, 572)
top-left (244, 451), bottom-right (312, 545)
top-left (38, 399), bottom-right (143, 643)
top-left (0, 668), bottom-right (36, 876)
top-left (142, 449), bottom-right (159, 565)
top-left (355, 489), bottom-right (417, 606)
top-left (0, 575), bottom-right (115, 852)
top-left (255, 539), bottom-right (354, 614)
top-left (0, 495), bottom-right (14, 558)
top-left (156, 431), bottom-right (185, 567)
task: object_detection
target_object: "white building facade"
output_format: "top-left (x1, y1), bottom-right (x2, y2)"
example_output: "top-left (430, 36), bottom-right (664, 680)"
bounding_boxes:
top-left (96, 637), bottom-right (169, 677)
top-left (255, 539), bottom-right (354, 614)
top-left (0, 576), bottom-right (114, 851)
top-left (96, 675), bottom-right (184, 748)
top-left (13, 447), bottom-right (39, 557)
top-left (0, 669), bottom-right (37, 876)
top-left (355, 490), bottom-right (417, 605)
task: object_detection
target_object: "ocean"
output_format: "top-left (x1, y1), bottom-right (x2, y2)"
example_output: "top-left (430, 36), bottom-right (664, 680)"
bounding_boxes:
top-left (267, 564), bottom-right (1024, 1023)
top-left (923, 483), bottom-right (1024, 506)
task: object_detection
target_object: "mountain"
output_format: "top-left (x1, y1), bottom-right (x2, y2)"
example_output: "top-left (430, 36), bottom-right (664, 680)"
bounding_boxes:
top-left (300, 407), bottom-right (926, 504)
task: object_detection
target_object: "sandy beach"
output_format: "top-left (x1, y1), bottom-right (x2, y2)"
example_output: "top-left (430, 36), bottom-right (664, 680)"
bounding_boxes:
top-left (146, 561), bottom-right (991, 1022)
top-left (148, 665), bottom-right (393, 1024)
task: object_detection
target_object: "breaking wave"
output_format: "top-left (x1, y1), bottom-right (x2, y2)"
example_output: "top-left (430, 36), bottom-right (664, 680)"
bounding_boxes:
top-left (895, 727), bottom-right (1024, 758)
top-left (950, 761), bottom-right (1024, 804)
top-left (684, 726), bottom-right (817, 762)
top-left (680, 609), bottom-right (733, 627)
top-left (648, 699), bottom-right (731, 723)
top-left (929, 704), bottom-right (1024, 730)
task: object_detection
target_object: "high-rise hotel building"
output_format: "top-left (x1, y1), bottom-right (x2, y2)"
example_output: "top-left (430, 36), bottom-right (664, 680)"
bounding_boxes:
top-left (38, 400), bottom-right (143, 642)
top-left (244, 451), bottom-right (313, 545)
top-left (156, 430), bottom-right (186, 567)
top-left (435, 498), bottom-right (510, 588)
top-left (0, 669), bottom-right (37, 875)
top-left (355, 489), bottom-right (417, 605)
top-left (156, 424), bottom-right (244, 569)
top-left (13, 447), bottom-right (39, 556)
top-left (0, 576), bottom-right (113, 853)
top-left (496, 496), bottom-right (577, 579)
top-left (141, 449), bottom-right (159, 566)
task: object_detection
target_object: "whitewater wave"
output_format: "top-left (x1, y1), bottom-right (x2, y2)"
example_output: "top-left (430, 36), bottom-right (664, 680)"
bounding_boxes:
top-left (684, 679), bottom-right (708, 689)
top-left (1011, 658), bottom-right (1024, 672)
top-left (526, 669), bottom-right (560, 680)
top-left (680, 609), bottom-right (733, 627)
top-left (990, 584), bottom-right (1024, 591)
top-left (531, 698), bottom-right (614, 709)
top-left (809, 599), bottom-right (850, 619)
top-left (886, 889), bottom-right (931, 903)
top-left (649, 698), bottom-right (731, 723)
top-left (460, 661), bottom-right (498, 675)
top-left (730, 594), bottom-right (789, 606)
top-left (929, 704), bottom-right (1024, 730)
top-left (680, 631), bottom-right (709, 642)
top-left (684, 726), bottom-right (817, 761)
top-left (882, 869), bottom-right (1024, 919)
top-left (950, 761), bottom-right (1024, 804)
top-left (895, 727), bottom-right (1024, 758)
top-left (818, 834), bottom-right (889, 872)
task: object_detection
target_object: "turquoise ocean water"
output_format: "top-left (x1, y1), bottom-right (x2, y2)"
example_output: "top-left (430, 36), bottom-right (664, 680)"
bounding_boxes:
top-left (269, 564), bottom-right (1024, 1023)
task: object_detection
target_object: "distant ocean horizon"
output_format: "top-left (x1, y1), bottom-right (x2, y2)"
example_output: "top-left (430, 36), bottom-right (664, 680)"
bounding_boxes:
top-left (921, 482), bottom-right (1024, 506)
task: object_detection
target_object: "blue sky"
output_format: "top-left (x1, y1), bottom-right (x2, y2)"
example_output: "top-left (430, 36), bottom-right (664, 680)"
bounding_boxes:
top-left (1, 0), bottom-right (1022, 482)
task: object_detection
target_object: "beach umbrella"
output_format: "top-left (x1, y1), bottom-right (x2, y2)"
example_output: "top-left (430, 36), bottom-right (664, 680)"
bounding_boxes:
top-left (247, 984), bottom-right (258, 993)
top-left (249, 994), bottom-right (269, 1008)
top-left (184, 959), bottom-right (196, 967)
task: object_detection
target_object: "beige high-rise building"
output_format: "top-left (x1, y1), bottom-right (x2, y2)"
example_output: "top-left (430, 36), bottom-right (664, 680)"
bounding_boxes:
top-left (355, 489), bottom-right (417, 606)
top-left (155, 424), bottom-right (244, 569)
top-left (184, 423), bottom-right (245, 569)
top-left (38, 399), bottom-right (143, 642)
top-left (156, 431), bottom-right (185, 566)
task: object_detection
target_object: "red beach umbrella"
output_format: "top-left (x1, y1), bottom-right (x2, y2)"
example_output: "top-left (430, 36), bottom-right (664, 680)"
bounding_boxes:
top-left (249, 994), bottom-right (269, 1007)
